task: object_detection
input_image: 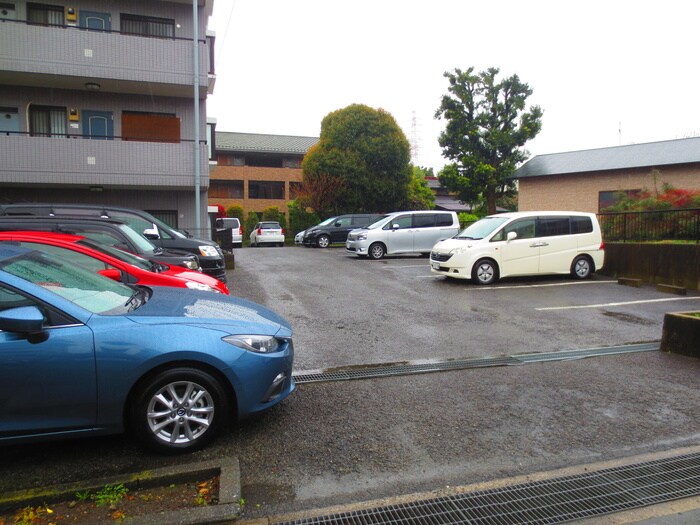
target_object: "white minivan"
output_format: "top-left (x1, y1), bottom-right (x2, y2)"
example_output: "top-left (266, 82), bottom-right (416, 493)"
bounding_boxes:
top-left (346, 210), bottom-right (460, 259)
top-left (430, 211), bottom-right (605, 284)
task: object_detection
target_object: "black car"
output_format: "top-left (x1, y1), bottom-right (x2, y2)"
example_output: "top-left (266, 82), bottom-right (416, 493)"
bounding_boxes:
top-left (0, 216), bottom-right (200, 271)
top-left (302, 214), bottom-right (381, 248)
top-left (0, 204), bottom-right (227, 282)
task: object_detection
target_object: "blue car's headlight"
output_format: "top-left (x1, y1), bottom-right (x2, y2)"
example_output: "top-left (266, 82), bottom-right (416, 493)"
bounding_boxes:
top-left (223, 335), bottom-right (281, 353)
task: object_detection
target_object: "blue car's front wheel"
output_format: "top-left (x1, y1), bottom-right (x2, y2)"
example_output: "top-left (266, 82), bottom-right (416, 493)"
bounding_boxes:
top-left (131, 367), bottom-right (230, 454)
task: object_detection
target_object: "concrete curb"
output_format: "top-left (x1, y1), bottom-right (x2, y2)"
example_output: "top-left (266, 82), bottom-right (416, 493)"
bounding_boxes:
top-left (0, 458), bottom-right (241, 525)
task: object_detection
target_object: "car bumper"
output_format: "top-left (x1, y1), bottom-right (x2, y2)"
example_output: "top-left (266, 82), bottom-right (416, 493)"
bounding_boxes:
top-left (345, 239), bottom-right (368, 255)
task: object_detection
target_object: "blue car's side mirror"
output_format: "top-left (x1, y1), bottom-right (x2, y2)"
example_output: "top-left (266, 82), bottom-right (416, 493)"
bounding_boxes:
top-left (0, 306), bottom-right (47, 343)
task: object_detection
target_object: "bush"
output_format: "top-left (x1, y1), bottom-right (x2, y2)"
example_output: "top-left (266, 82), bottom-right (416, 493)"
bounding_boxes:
top-left (226, 205), bottom-right (244, 221)
top-left (458, 212), bottom-right (479, 230)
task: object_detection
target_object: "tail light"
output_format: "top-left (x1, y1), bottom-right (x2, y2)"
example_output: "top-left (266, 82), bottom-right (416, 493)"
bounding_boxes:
top-left (281, 228), bottom-right (285, 235)
top-left (238, 226), bottom-right (243, 235)
top-left (257, 228), bottom-right (262, 235)
top-left (600, 242), bottom-right (605, 250)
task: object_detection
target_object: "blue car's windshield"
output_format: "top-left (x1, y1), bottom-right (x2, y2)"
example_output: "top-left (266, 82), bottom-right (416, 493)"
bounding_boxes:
top-left (0, 248), bottom-right (137, 314)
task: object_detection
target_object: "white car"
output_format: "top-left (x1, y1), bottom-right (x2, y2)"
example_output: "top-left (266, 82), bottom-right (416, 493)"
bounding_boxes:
top-left (250, 221), bottom-right (285, 247)
top-left (430, 211), bottom-right (605, 284)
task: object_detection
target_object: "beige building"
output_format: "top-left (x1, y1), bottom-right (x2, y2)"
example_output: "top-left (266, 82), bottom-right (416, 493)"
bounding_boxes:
top-left (209, 131), bottom-right (318, 218)
top-left (513, 137), bottom-right (700, 213)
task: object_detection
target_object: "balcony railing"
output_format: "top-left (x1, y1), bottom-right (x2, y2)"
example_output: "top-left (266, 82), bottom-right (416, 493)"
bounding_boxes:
top-left (0, 133), bottom-right (209, 190)
top-left (0, 18), bottom-right (211, 97)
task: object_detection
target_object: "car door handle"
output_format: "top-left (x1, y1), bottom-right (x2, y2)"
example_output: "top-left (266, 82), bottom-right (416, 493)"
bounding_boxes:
top-left (530, 242), bottom-right (548, 247)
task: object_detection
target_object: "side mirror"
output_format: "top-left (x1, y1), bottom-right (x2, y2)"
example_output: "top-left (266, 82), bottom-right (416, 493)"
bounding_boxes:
top-left (0, 306), bottom-right (48, 343)
top-left (392, 223), bottom-right (400, 230)
top-left (98, 268), bottom-right (123, 282)
top-left (143, 227), bottom-right (160, 240)
top-left (507, 231), bottom-right (518, 241)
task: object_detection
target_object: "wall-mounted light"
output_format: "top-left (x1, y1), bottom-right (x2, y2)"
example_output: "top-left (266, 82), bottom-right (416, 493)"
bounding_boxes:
top-left (84, 82), bottom-right (101, 91)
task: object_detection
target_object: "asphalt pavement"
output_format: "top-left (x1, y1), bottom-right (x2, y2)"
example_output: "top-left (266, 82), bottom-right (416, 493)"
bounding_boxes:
top-left (2, 245), bottom-right (700, 524)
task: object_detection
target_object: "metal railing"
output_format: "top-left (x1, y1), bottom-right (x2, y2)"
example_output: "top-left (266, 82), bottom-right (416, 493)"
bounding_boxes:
top-left (598, 208), bottom-right (700, 242)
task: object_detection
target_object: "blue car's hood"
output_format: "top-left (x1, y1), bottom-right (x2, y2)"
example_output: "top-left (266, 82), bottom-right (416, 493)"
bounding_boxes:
top-left (126, 287), bottom-right (291, 336)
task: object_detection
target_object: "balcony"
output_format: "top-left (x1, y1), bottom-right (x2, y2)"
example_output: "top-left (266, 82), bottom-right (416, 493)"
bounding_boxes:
top-left (0, 19), bottom-right (210, 97)
top-left (0, 134), bottom-right (209, 190)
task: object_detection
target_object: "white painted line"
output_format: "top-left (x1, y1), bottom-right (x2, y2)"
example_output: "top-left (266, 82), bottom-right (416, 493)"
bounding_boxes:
top-left (382, 264), bottom-right (427, 269)
top-left (470, 280), bottom-right (618, 290)
top-left (537, 296), bottom-right (700, 311)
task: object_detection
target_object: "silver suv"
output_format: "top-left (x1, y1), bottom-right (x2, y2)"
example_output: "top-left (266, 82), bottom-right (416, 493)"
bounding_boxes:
top-left (346, 211), bottom-right (460, 259)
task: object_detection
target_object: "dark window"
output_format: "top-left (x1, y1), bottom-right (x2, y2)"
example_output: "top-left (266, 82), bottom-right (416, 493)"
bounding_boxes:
top-left (27, 2), bottom-right (63, 25)
top-left (435, 213), bottom-right (454, 227)
top-left (571, 216), bottom-right (593, 234)
top-left (282, 157), bottom-right (302, 168)
top-left (249, 181), bottom-right (284, 199)
top-left (121, 13), bottom-right (174, 38)
top-left (209, 181), bottom-right (244, 199)
top-left (246, 155), bottom-right (283, 168)
top-left (29, 105), bottom-right (66, 137)
top-left (598, 189), bottom-right (642, 211)
top-left (537, 217), bottom-right (570, 237)
top-left (385, 215), bottom-right (412, 230)
top-left (413, 214), bottom-right (436, 228)
top-left (503, 218), bottom-right (536, 239)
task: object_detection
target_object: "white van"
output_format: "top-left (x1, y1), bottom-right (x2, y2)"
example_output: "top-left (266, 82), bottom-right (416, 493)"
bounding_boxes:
top-left (346, 211), bottom-right (460, 259)
top-left (430, 211), bottom-right (605, 284)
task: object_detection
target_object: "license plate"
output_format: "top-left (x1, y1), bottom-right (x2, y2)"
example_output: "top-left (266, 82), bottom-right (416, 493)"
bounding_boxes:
top-left (431, 262), bottom-right (440, 270)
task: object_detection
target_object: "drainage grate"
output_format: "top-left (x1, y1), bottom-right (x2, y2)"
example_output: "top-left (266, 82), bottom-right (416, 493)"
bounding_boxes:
top-left (293, 342), bottom-right (659, 384)
top-left (274, 452), bottom-right (700, 525)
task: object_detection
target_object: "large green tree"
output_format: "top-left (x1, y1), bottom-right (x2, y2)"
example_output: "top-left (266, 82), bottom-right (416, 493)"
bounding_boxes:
top-left (435, 67), bottom-right (543, 214)
top-left (406, 165), bottom-right (435, 210)
top-left (301, 104), bottom-right (412, 214)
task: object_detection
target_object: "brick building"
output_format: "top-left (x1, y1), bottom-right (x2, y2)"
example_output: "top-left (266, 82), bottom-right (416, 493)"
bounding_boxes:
top-left (513, 137), bottom-right (700, 213)
top-left (209, 131), bottom-right (318, 218)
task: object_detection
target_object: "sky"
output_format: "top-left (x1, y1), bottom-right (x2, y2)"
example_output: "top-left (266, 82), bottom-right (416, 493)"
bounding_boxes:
top-left (207, 0), bottom-right (700, 172)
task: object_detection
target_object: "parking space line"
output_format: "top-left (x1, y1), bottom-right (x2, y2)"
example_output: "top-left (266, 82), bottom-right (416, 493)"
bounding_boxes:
top-left (537, 296), bottom-right (700, 311)
top-left (470, 280), bottom-right (617, 290)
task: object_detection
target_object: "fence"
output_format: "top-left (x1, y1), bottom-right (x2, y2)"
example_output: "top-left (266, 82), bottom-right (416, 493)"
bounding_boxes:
top-left (598, 208), bottom-right (700, 242)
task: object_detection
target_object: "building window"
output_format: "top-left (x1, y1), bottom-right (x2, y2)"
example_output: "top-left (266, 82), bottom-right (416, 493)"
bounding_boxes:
top-left (599, 189), bottom-right (642, 211)
top-left (122, 111), bottom-right (180, 143)
top-left (249, 181), bottom-right (285, 199)
top-left (210, 181), bottom-right (244, 199)
top-left (29, 105), bottom-right (66, 137)
top-left (283, 157), bottom-right (302, 168)
top-left (121, 13), bottom-right (174, 38)
top-left (27, 2), bottom-right (63, 25)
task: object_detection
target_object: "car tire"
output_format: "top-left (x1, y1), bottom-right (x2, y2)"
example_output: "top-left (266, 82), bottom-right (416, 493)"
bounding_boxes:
top-left (317, 235), bottom-right (330, 248)
top-left (130, 367), bottom-right (230, 454)
top-left (368, 243), bottom-right (385, 260)
top-left (571, 255), bottom-right (592, 279)
top-left (472, 259), bottom-right (498, 285)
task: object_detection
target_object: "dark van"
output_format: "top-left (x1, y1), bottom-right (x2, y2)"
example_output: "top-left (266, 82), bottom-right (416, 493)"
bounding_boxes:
top-left (0, 204), bottom-right (226, 282)
top-left (0, 216), bottom-right (200, 271)
top-left (302, 214), bottom-right (381, 248)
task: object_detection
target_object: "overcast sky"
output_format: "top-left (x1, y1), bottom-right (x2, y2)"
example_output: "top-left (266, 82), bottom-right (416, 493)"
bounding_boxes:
top-left (207, 0), bottom-right (700, 172)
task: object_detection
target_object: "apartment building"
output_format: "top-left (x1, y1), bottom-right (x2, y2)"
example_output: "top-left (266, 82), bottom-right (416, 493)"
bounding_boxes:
top-left (209, 131), bottom-right (319, 218)
top-left (0, 0), bottom-right (214, 237)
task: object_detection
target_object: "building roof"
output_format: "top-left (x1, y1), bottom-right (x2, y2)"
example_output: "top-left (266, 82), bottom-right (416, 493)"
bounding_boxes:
top-left (215, 131), bottom-right (319, 155)
top-left (513, 136), bottom-right (700, 179)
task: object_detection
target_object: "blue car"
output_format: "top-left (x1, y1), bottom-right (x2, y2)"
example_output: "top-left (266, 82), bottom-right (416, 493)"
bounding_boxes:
top-left (0, 243), bottom-right (295, 453)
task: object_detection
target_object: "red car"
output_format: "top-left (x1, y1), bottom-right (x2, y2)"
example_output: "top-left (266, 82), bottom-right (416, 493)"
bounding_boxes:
top-left (0, 231), bottom-right (230, 294)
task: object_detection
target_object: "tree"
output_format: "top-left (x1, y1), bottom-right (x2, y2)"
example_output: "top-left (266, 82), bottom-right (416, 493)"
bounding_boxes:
top-left (295, 170), bottom-right (348, 218)
top-left (302, 104), bottom-right (412, 213)
top-left (435, 67), bottom-right (543, 214)
top-left (406, 165), bottom-right (435, 210)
